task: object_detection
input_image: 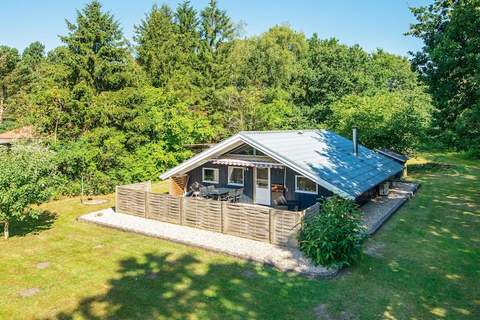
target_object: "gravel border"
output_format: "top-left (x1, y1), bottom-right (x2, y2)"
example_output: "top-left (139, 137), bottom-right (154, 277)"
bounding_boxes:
top-left (78, 209), bottom-right (338, 279)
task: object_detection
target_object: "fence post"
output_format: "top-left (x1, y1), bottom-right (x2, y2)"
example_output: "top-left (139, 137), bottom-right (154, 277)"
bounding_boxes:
top-left (144, 191), bottom-right (149, 218)
top-left (180, 197), bottom-right (186, 225)
top-left (221, 201), bottom-right (226, 233)
top-left (115, 186), bottom-right (118, 213)
top-left (268, 209), bottom-right (273, 244)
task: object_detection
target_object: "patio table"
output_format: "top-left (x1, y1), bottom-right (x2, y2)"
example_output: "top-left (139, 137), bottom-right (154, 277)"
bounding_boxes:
top-left (207, 187), bottom-right (235, 200)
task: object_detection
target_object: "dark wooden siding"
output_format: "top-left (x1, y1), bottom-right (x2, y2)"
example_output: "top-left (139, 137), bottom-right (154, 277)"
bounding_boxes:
top-left (284, 167), bottom-right (332, 209)
top-left (187, 162), bottom-right (254, 203)
top-left (185, 161), bottom-right (336, 209)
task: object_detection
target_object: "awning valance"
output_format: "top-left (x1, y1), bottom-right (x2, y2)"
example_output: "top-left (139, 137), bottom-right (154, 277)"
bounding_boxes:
top-left (212, 158), bottom-right (284, 169)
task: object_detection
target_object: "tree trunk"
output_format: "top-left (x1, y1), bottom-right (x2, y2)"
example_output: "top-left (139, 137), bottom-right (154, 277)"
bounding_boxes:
top-left (0, 97), bottom-right (4, 124)
top-left (3, 221), bottom-right (9, 239)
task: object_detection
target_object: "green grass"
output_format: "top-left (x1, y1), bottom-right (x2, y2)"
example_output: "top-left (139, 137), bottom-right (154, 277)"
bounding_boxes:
top-left (1, 153), bottom-right (479, 319)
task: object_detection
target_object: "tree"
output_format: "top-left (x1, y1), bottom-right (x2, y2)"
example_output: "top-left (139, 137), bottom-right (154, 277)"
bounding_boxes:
top-left (135, 5), bottom-right (179, 88)
top-left (408, 0), bottom-right (480, 154)
top-left (60, 0), bottom-right (135, 92)
top-left (199, 0), bottom-right (235, 91)
top-left (0, 144), bottom-right (57, 239)
top-left (328, 90), bottom-right (432, 153)
top-left (212, 86), bottom-right (300, 136)
top-left (0, 46), bottom-right (20, 123)
top-left (300, 36), bottom-right (372, 124)
top-left (228, 25), bottom-right (307, 91)
top-left (4, 42), bottom-right (46, 117)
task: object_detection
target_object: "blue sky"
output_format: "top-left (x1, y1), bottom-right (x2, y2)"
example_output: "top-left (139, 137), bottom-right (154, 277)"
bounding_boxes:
top-left (0, 0), bottom-right (431, 56)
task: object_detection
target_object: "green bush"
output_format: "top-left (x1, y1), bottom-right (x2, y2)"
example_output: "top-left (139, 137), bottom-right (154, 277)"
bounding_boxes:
top-left (298, 196), bottom-right (365, 268)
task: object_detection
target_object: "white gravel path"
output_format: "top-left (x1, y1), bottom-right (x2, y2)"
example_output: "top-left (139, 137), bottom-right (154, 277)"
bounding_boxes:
top-left (79, 208), bottom-right (338, 278)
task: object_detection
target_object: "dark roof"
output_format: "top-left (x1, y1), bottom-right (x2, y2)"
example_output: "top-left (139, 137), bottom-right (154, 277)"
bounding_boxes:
top-left (376, 148), bottom-right (409, 163)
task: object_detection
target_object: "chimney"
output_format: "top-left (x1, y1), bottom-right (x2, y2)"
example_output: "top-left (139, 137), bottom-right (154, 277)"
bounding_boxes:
top-left (352, 127), bottom-right (358, 156)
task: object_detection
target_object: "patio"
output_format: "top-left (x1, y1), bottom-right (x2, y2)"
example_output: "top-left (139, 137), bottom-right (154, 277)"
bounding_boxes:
top-left (361, 181), bottom-right (420, 234)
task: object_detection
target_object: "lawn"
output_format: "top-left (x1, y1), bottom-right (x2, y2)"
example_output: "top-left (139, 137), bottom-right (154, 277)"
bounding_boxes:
top-left (0, 153), bottom-right (479, 319)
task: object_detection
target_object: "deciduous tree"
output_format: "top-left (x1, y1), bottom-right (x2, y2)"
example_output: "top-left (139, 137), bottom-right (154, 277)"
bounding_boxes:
top-left (0, 144), bottom-right (57, 239)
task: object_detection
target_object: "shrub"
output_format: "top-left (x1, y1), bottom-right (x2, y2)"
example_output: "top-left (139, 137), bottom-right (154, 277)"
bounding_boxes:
top-left (298, 196), bottom-right (365, 268)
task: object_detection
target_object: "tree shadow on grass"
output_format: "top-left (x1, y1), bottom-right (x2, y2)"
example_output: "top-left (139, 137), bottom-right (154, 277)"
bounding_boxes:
top-left (408, 162), bottom-right (458, 174)
top-left (52, 252), bottom-right (312, 320)
top-left (5, 210), bottom-right (57, 237)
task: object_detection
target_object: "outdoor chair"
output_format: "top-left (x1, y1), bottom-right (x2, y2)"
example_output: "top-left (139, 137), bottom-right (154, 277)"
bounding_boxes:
top-left (190, 182), bottom-right (203, 198)
top-left (219, 189), bottom-right (235, 201)
top-left (234, 188), bottom-right (244, 202)
top-left (273, 195), bottom-right (288, 210)
top-left (226, 189), bottom-right (237, 202)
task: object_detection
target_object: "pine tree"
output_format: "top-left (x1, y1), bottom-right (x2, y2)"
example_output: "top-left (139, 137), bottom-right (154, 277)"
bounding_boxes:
top-left (60, 0), bottom-right (133, 92)
top-left (135, 4), bottom-right (179, 88)
top-left (199, 0), bottom-right (235, 91)
top-left (0, 46), bottom-right (20, 123)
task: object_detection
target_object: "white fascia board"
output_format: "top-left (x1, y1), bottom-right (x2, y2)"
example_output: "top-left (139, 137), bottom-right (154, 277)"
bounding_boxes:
top-left (239, 133), bottom-right (355, 200)
top-left (159, 134), bottom-right (245, 180)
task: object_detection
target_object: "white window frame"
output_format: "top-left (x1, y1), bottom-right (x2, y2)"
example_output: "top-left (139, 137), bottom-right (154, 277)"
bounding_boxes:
top-left (202, 167), bottom-right (219, 184)
top-left (295, 175), bottom-right (318, 194)
top-left (228, 166), bottom-right (245, 186)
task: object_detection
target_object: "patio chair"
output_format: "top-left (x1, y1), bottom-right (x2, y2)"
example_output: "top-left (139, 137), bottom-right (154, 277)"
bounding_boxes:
top-left (273, 195), bottom-right (288, 210)
top-left (190, 182), bottom-right (203, 198)
top-left (234, 188), bottom-right (244, 203)
top-left (219, 189), bottom-right (235, 202)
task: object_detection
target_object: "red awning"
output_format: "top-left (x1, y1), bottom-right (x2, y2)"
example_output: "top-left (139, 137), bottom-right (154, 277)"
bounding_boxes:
top-left (211, 158), bottom-right (284, 169)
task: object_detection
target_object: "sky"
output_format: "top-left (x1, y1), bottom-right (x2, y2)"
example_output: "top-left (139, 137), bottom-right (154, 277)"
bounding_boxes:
top-left (0, 0), bottom-right (431, 57)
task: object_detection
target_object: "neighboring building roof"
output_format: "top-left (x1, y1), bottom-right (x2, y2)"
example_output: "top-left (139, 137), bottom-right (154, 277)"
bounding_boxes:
top-left (160, 130), bottom-right (404, 200)
top-left (0, 126), bottom-right (35, 144)
top-left (376, 148), bottom-right (409, 163)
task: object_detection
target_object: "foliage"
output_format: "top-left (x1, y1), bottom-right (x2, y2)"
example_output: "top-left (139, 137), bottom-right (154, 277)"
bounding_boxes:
top-left (0, 0), bottom-right (444, 194)
top-left (0, 144), bottom-right (58, 238)
top-left (298, 196), bottom-right (365, 267)
top-left (408, 0), bottom-right (480, 155)
top-left (328, 89), bottom-right (432, 154)
top-left (60, 0), bottom-right (137, 93)
top-left (0, 45), bottom-right (20, 122)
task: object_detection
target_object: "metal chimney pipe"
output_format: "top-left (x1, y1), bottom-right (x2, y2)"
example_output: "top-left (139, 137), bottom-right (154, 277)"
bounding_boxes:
top-left (352, 127), bottom-right (358, 156)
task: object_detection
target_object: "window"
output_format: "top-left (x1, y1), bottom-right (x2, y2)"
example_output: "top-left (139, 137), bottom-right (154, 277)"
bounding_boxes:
top-left (229, 144), bottom-right (265, 156)
top-left (295, 175), bottom-right (318, 194)
top-left (228, 167), bottom-right (244, 186)
top-left (202, 168), bottom-right (219, 184)
top-left (230, 145), bottom-right (254, 155)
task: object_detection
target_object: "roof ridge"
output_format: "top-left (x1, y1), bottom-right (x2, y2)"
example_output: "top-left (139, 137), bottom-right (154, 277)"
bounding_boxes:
top-left (239, 129), bottom-right (323, 135)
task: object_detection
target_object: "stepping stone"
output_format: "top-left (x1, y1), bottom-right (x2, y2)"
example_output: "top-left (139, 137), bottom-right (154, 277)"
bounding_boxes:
top-left (36, 262), bottom-right (50, 269)
top-left (19, 288), bottom-right (40, 298)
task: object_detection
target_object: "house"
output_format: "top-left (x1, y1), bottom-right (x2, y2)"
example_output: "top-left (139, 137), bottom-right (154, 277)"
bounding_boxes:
top-left (160, 129), bottom-right (405, 210)
top-left (0, 126), bottom-right (35, 146)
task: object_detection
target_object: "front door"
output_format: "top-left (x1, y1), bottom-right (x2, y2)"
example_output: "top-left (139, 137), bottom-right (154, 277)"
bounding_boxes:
top-left (254, 167), bottom-right (270, 206)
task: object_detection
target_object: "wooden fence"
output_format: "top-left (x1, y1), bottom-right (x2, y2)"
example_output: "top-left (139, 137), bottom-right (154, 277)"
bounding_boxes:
top-left (115, 181), bottom-right (319, 247)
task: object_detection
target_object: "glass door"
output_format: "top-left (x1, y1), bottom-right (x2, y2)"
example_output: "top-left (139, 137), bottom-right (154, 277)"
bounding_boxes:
top-left (254, 167), bottom-right (270, 205)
